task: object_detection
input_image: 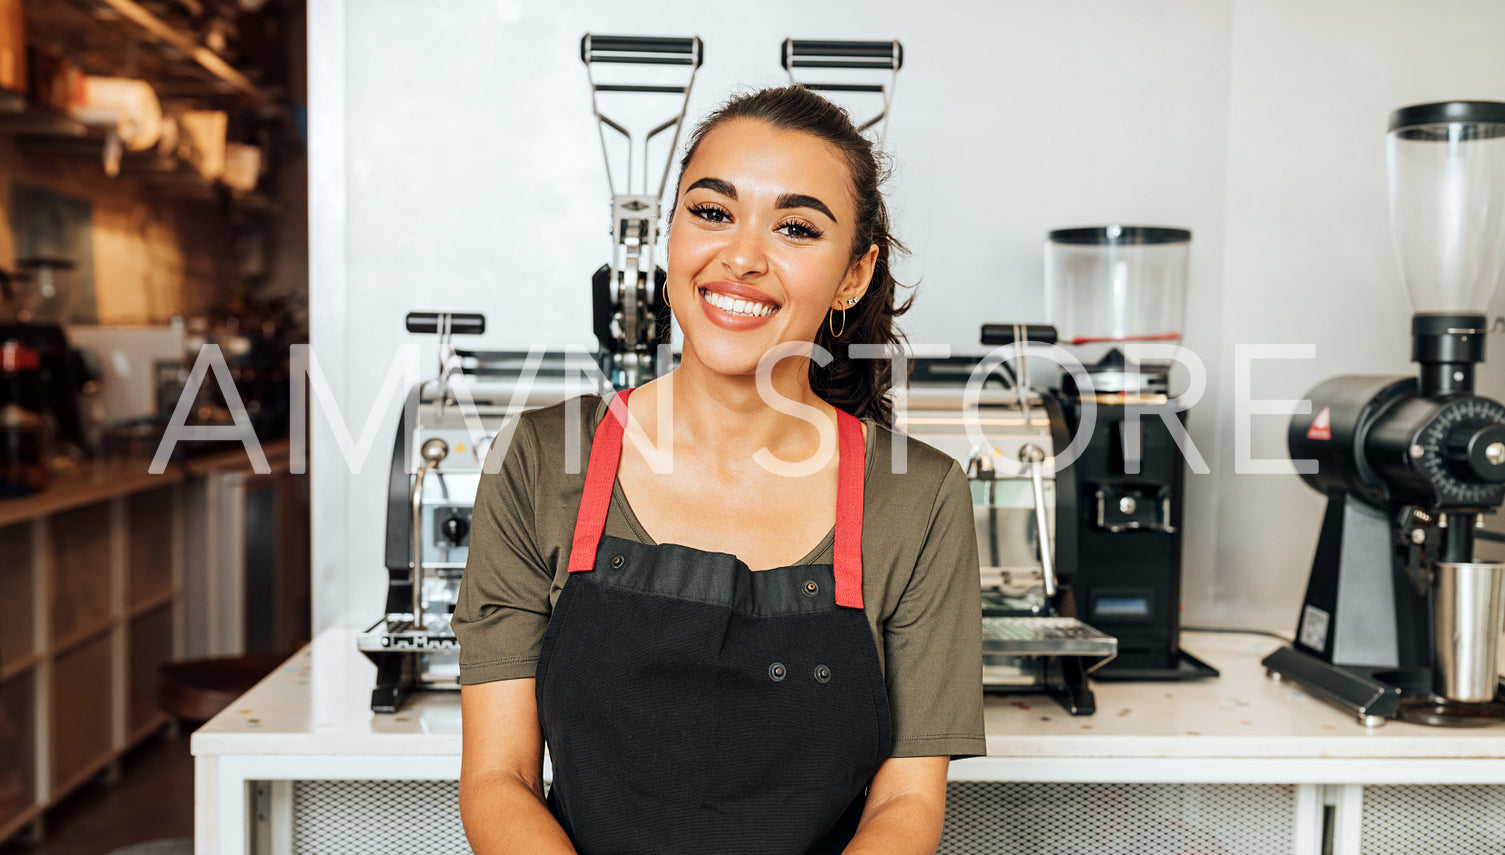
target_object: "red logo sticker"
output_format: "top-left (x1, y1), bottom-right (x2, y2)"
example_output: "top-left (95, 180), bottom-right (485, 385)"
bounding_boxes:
top-left (1307, 406), bottom-right (1332, 441)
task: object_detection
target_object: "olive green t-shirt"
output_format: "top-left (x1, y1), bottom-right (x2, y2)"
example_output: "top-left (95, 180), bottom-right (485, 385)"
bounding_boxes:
top-left (453, 395), bottom-right (986, 759)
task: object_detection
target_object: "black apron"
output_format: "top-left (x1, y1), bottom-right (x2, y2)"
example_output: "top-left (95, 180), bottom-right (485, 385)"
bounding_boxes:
top-left (535, 389), bottom-right (893, 854)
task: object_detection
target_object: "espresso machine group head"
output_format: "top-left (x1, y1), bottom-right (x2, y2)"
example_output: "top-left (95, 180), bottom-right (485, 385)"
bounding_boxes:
top-left (1264, 101), bottom-right (1505, 727)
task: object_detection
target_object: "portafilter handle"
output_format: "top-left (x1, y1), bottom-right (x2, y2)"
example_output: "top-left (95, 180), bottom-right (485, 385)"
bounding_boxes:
top-left (411, 438), bottom-right (449, 631)
top-left (965, 447), bottom-right (1001, 571)
top-left (1020, 443), bottom-right (1057, 598)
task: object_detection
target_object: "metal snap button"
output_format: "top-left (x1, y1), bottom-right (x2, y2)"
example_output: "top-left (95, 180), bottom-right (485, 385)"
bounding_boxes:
top-left (610, 555), bottom-right (624, 569)
top-left (769, 662), bottom-right (787, 682)
top-left (803, 581), bottom-right (819, 597)
top-left (814, 664), bottom-right (831, 683)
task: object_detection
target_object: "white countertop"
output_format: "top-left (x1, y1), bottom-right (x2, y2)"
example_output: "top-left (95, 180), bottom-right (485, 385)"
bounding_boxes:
top-left (191, 628), bottom-right (1505, 762)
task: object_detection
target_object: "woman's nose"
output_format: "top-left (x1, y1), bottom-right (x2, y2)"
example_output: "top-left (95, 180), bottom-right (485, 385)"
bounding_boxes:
top-left (721, 224), bottom-right (769, 279)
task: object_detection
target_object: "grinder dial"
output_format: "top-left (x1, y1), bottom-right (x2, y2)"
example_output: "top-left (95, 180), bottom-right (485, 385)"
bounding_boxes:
top-left (1414, 397), bottom-right (1505, 505)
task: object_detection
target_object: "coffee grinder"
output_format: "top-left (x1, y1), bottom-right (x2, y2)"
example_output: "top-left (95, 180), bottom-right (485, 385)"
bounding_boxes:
top-left (1047, 226), bottom-right (1218, 681)
top-left (1263, 101), bottom-right (1505, 727)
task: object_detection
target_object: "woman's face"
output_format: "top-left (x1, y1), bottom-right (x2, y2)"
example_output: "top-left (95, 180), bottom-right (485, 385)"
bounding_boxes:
top-left (666, 118), bottom-right (876, 380)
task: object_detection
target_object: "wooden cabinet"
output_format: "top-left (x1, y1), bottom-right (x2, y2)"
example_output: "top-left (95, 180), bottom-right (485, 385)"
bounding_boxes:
top-left (0, 441), bottom-right (307, 846)
top-left (0, 472), bottom-right (184, 845)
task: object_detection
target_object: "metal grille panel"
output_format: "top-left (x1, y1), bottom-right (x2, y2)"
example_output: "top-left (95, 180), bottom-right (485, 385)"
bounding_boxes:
top-left (940, 781), bottom-right (1299, 855)
top-left (1360, 785), bottom-right (1505, 854)
top-left (292, 780), bottom-right (470, 855)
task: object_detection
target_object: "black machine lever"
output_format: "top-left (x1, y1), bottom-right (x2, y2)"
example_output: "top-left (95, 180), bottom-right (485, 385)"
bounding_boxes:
top-left (405, 313), bottom-right (485, 335)
top-left (581, 35), bottom-right (704, 67)
top-left (781, 39), bottom-right (903, 70)
top-left (981, 324), bottom-right (1060, 346)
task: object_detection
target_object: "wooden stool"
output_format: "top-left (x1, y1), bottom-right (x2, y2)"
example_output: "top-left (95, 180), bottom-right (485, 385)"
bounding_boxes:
top-left (157, 654), bottom-right (289, 723)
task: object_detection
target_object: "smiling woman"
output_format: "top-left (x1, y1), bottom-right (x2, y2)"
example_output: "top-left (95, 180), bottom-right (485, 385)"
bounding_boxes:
top-left (454, 86), bottom-right (984, 855)
top-left (668, 87), bottom-right (912, 426)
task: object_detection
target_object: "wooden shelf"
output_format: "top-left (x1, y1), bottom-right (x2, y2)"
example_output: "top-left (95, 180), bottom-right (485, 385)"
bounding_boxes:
top-left (51, 632), bottom-right (116, 800)
top-left (0, 806), bottom-right (42, 850)
top-left (127, 605), bottom-right (173, 736)
top-left (26, 0), bottom-right (281, 113)
top-left (128, 487), bottom-right (177, 609)
top-left (0, 806), bottom-right (42, 848)
top-left (0, 97), bottom-right (88, 138)
top-left (0, 654), bottom-right (41, 684)
top-left (129, 588), bottom-right (178, 620)
top-left (0, 430), bottom-right (305, 847)
top-left (8, 0), bottom-right (287, 209)
top-left (49, 750), bottom-right (117, 809)
top-left (0, 460), bottom-right (181, 529)
top-left (0, 523), bottom-right (36, 677)
top-left (51, 622), bottom-right (114, 660)
top-left (0, 85), bottom-right (27, 113)
top-left (0, 670), bottom-right (38, 835)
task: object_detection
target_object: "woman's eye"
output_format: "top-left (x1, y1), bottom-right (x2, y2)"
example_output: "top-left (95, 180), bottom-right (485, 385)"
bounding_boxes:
top-left (688, 204), bottom-right (729, 223)
top-left (778, 220), bottom-right (822, 240)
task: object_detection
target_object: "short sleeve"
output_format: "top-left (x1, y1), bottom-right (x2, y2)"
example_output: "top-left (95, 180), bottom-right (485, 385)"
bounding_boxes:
top-left (883, 461), bottom-right (986, 758)
top-left (453, 413), bottom-right (555, 683)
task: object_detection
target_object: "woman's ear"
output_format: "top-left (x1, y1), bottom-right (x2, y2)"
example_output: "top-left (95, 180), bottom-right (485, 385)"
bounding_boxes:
top-left (834, 244), bottom-right (879, 309)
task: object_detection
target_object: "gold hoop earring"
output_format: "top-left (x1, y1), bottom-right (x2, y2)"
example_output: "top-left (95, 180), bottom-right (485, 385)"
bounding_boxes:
top-left (829, 307), bottom-right (847, 338)
top-left (662, 287), bottom-right (671, 308)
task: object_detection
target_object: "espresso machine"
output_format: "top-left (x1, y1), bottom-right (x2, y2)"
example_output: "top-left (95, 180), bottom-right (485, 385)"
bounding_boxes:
top-left (1263, 101), bottom-right (1505, 727)
top-left (359, 34), bottom-right (699, 711)
top-left (0, 258), bottom-right (93, 460)
top-left (356, 313), bottom-right (610, 712)
top-left (1047, 226), bottom-right (1217, 681)
top-left (907, 324), bottom-right (1117, 715)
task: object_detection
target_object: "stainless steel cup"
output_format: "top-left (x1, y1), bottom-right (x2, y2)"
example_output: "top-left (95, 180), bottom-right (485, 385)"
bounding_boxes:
top-left (1433, 561), bottom-right (1505, 702)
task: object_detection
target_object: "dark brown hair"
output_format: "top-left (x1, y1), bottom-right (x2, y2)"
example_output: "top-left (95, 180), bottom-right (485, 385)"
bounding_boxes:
top-left (674, 86), bottom-right (913, 426)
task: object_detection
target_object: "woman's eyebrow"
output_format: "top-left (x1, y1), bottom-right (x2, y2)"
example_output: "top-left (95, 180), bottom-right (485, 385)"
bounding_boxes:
top-left (777, 193), bottom-right (837, 223)
top-left (686, 177), bottom-right (737, 198)
top-left (685, 178), bottom-right (838, 224)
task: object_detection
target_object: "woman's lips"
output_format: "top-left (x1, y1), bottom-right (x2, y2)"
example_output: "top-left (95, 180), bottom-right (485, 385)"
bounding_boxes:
top-left (696, 283), bottom-right (781, 331)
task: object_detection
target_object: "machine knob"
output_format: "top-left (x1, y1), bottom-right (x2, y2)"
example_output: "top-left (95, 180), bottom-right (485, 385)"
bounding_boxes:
top-left (441, 514), bottom-right (469, 546)
top-left (1445, 424), bottom-right (1505, 483)
top-left (420, 438), bottom-right (449, 463)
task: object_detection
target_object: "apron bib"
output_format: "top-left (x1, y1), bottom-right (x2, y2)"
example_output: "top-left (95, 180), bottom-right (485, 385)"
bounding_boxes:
top-left (535, 389), bottom-right (892, 854)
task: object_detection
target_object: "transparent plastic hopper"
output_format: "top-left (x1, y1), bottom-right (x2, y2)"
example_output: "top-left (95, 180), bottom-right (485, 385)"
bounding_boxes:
top-left (1389, 101), bottom-right (1505, 314)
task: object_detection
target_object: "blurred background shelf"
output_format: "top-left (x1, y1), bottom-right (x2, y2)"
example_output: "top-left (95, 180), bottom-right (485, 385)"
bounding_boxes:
top-left (27, 0), bottom-right (282, 113)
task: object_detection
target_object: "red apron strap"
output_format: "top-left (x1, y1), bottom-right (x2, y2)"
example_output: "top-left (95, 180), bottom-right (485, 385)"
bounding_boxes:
top-left (567, 389), bottom-right (634, 574)
top-left (570, 392), bottom-right (865, 605)
top-left (833, 409), bottom-right (865, 609)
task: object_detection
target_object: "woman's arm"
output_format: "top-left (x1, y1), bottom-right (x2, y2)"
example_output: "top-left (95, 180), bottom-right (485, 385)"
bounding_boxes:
top-left (459, 679), bottom-right (577, 854)
top-left (841, 755), bottom-right (950, 854)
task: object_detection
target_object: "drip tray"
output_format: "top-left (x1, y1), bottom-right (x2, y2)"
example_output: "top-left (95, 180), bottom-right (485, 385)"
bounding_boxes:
top-left (982, 616), bottom-right (1117, 661)
top-left (1369, 668), bottom-right (1505, 727)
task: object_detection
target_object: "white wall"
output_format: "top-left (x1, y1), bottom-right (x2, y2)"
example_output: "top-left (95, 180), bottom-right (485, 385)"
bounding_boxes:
top-left (1201, 0), bottom-right (1505, 631)
top-left (309, 0), bottom-right (1505, 635)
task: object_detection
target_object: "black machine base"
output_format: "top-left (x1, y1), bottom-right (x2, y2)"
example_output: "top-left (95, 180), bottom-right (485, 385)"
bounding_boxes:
top-left (984, 655), bottom-right (1099, 716)
top-left (365, 651), bottom-right (416, 714)
top-left (1263, 645), bottom-right (1505, 727)
top-left (1091, 648), bottom-right (1219, 682)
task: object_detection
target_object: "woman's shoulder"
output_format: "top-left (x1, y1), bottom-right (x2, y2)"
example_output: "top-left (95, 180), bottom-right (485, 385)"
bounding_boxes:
top-left (482, 394), bottom-right (606, 475)
top-left (514, 393), bottom-right (608, 432)
top-left (863, 419), bottom-right (965, 485)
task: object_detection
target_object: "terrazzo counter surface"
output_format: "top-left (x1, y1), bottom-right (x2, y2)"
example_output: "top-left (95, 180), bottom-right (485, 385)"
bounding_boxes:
top-left (192, 628), bottom-right (1505, 763)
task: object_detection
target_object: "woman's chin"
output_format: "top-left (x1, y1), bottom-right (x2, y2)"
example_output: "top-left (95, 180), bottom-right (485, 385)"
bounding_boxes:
top-left (679, 341), bottom-right (781, 383)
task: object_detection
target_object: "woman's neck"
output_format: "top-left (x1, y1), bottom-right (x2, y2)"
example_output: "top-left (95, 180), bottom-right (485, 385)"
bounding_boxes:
top-left (634, 355), bottom-right (836, 471)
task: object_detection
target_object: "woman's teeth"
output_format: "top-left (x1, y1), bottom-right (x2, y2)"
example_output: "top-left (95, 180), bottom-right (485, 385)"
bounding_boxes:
top-left (701, 289), bottom-right (778, 318)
